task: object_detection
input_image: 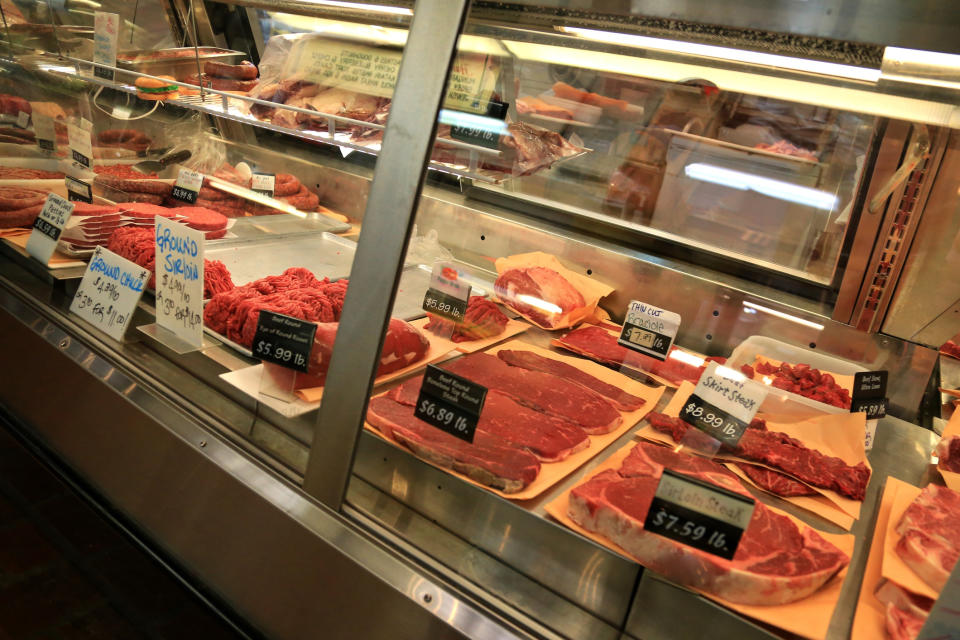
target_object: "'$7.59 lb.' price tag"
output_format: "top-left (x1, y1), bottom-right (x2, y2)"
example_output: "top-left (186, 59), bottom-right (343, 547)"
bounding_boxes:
top-left (251, 310), bottom-right (316, 373)
top-left (681, 361), bottom-right (768, 449)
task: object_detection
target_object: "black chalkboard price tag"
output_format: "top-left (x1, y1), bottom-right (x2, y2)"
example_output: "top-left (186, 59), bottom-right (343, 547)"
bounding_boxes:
top-left (851, 370), bottom-right (888, 419)
top-left (65, 175), bottom-right (92, 203)
top-left (413, 364), bottom-right (487, 443)
top-left (680, 362), bottom-right (767, 448)
top-left (422, 262), bottom-right (471, 323)
top-left (618, 300), bottom-right (681, 361)
top-left (171, 168), bottom-right (203, 204)
top-left (644, 469), bottom-right (756, 560)
top-left (251, 310), bottom-right (316, 373)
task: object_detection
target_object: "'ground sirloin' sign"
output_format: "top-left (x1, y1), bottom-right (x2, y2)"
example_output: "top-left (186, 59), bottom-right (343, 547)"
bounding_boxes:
top-left (154, 218), bottom-right (204, 346)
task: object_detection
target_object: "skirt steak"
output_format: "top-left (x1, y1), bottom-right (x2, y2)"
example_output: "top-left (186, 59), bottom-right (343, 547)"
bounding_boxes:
top-left (568, 442), bottom-right (848, 605)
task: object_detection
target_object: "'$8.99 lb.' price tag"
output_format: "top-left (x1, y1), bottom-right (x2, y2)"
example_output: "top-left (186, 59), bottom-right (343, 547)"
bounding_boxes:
top-left (681, 361), bottom-right (768, 449)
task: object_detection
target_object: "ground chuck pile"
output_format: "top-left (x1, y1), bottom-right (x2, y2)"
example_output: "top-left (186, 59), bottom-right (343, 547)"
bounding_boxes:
top-left (107, 226), bottom-right (234, 298)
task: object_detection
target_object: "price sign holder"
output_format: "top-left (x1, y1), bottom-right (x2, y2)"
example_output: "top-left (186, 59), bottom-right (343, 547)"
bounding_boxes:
top-left (251, 310), bottom-right (315, 373)
top-left (70, 247), bottom-right (149, 341)
top-left (251, 172), bottom-right (276, 197)
top-left (34, 113), bottom-right (56, 152)
top-left (93, 12), bottom-right (119, 81)
top-left (65, 174), bottom-right (93, 203)
top-left (67, 121), bottom-right (93, 169)
top-left (422, 261), bottom-right (471, 338)
top-left (171, 168), bottom-right (204, 204)
top-left (617, 300), bottom-right (681, 361)
top-left (644, 469), bottom-right (755, 560)
top-left (413, 364), bottom-right (487, 443)
top-left (680, 362), bottom-right (768, 451)
top-left (851, 371), bottom-right (887, 419)
top-left (25, 194), bottom-right (74, 265)
top-left (448, 111), bottom-right (506, 150)
top-left (15, 111), bottom-right (29, 129)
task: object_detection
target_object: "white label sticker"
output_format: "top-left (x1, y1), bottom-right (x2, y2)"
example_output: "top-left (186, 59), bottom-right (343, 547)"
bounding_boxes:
top-left (93, 12), bottom-right (119, 81)
top-left (26, 194), bottom-right (74, 265)
top-left (251, 172), bottom-right (275, 196)
top-left (618, 300), bottom-right (681, 361)
top-left (171, 168), bottom-right (203, 203)
top-left (680, 362), bottom-right (768, 448)
top-left (15, 111), bottom-right (29, 128)
top-left (67, 121), bottom-right (93, 168)
top-left (70, 246), bottom-right (149, 340)
top-left (33, 113), bottom-right (56, 152)
top-left (154, 218), bottom-right (204, 346)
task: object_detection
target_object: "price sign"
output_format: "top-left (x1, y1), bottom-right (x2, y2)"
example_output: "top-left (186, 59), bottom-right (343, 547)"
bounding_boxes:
top-left (413, 364), bottom-right (487, 443)
top-left (618, 300), bottom-right (681, 361)
top-left (65, 175), bottom-right (92, 203)
top-left (422, 262), bottom-right (471, 323)
top-left (154, 218), bottom-right (204, 347)
top-left (171, 168), bottom-right (203, 204)
top-left (851, 370), bottom-right (888, 419)
top-left (67, 121), bottom-right (93, 169)
top-left (15, 111), bottom-right (29, 129)
top-left (251, 310), bottom-right (315, 373)
top-left (93, 12), bottom-right (119, 81)
top-left (25, 194), bottom-right (73, 264)
top-left (681, 362), bottom-right (767, 448)
top-left (70, 247), bottom-right (149, 340)
top-left (644, 469), bottom-right (756, 560)
top-left (34, 113), bottom-right (56, 152)
top-left (251, 172), bottom-right (275, 197)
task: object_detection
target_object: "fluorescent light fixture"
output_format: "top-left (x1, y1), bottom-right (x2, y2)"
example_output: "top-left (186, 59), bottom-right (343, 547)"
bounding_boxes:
top-left (516, 294), bottom-right (563, 315)
top-left (560, 26), bottom-right (881, 83)
top-left (301, 0), bottom-right (411, 16)
top-left (669, 349), bottom-right (704, 368)
top-left (742, 301), bottom-right (825, 331)
top-left (684, 162), bottom-right (838, 210)
top-left (882, 47), bottom-right (960, 91)
top-left (438, 109), bottom-right (508, 135)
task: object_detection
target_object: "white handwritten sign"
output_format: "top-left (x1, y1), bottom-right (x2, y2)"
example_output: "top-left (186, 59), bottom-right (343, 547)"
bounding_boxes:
top-left (154, 218), bottom-right (204, 346)
top-left (618, 300), bottom-right (681, 361)
top-left (67, 121), bottom-right (93, 169)
top-left (70, 246), bottom-right (149, 340)
top-left (681, 362), bottom-right (768, 447)
top-left (25, 194), bottom-right (73, 265)
top-left (33, 113), bottom-right (56, 152)
top-left (93, 12), bottom-right (119, 81)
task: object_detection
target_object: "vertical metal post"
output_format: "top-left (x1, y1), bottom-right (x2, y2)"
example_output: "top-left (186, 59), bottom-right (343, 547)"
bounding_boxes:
top-left (302, 0), bottom-right (471, 508)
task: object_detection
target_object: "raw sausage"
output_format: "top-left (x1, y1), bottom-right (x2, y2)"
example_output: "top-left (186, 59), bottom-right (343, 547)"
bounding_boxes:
top-left (203, 60), bottom-right (258, 80)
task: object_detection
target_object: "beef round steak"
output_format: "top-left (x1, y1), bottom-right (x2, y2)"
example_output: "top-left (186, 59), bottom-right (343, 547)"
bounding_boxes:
top-left (568, 442), bottom-right (848, 605)
top-left (366, 396), bottom-right (540, 493)
top-left (895, 484), bottom-right (960, 592)
top-left (391, 377), bottom-right (590, 462)
top-left (496, 349), bottom-right (646, 411)
top-left (442, 352), bottom-right (622, 434)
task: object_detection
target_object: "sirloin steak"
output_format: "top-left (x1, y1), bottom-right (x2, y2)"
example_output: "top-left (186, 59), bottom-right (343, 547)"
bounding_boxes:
top-left (496, 349), bottom-right (646, 411)
top-left (896, 484), bottom-right (960, 592)
top-left (442, 352), bottom-right (622, 434)
top-left (391, 377), bottom-right (590, 462)
top-left (366, 396), bottom-right (540, 493)
top-left (568, 442), bottom-right (848, 605)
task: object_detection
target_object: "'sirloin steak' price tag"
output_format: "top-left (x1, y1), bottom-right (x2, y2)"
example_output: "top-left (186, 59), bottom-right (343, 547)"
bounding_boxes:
top-left (15, 111), bottom-right (29, 129)
top-left (682, 362), bottom-right (767, 448)
top-left (618, 300), bottom-right (681, 361)
top-left (251, 172), bottom-right (275, 197)
top-left (644, 469), bottom-right (756, 561)
top-left (251, 310), bottom-right (316, 373)
top-left (413, 364), bottom-right (487, 443)
top-left (25, 194), bottom-right (73, 264)
top-left (70, 247), bottom-right (149, 340)
top-left (67, 121), bottom-right (93, 169)
top-left (851, 370), bottom-right (888, 419)
top-left (171, 168), bottom-right (204, 204)
top-left (154, 218), bottom-right (204, 347)
top-left (422, 262), bottom-right (471, 323)
top-left (33, 113), bottom-right (56, 152)
top-left (65, 175), bottom-right (92, 203)
top-left (93, 12), bottom-right (119, 81)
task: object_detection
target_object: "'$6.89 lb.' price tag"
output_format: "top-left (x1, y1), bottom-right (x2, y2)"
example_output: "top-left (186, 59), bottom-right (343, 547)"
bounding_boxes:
top-left (413, 364), bottom-right (487, 443)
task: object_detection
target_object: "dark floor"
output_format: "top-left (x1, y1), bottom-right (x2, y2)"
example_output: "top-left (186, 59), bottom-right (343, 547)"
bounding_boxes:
top-left (0, 422), bottom-right (249, 640)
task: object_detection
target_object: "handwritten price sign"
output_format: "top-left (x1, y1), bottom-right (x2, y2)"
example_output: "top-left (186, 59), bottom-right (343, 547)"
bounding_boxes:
top-left (70, 247), bottom-right (149, 340)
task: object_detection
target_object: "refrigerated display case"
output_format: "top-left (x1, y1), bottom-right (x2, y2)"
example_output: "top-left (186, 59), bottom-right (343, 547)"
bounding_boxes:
top-left (0, 1), bottom-right (959, 639)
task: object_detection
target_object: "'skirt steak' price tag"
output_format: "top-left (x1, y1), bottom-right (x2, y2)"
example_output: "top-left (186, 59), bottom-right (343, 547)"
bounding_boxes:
top-left (851, 370), bottom-right (888, 419)
top-left (25, 194), bottom-right (73, 264)
top-left (644, 468), bottom-right (756, 560)
top-left (33, 113), bottom-right (56, 152)
top-left (251, 172), bottom-right (275, 197)
top-left (413, 364), bottom-right (487, 443)
top-left (681, 362), bottom-right (767, 448)
top-left (67, 121), bottom-right (93, 168)
top-left (422, 262), bottom-right (471, 323)
top-left (251, 310), bottom-right (315, 373)
top-left (70, 246), bottom-right (148, 340)
top-left (154, 218), bottom-right (204, 347)
top-left (15, 111), bottom-right (29, 129)
top-left (171, 168), bottom-right (203, 203)
top-left (618, 300), bottom-right (681, 361)
top-left (65, 175), bottom-right (92, 203)
top-left (93, 12), bottom-right (119, 81)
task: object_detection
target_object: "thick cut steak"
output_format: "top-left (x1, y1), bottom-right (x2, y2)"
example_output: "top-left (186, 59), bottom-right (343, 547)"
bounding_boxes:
top-left (442, 352), bottom-right (622, 434)
top-left (874, 579), bottom-right (933, 620)
top-left (391, 377), bottom-right (590, 462)
top-left (736, 463), bottom-right (817, 497)
top-left (568, 442), bottom-right (848, 605)
top-left (647, 412), bottom-right (870, 501)
top-left (494, 267), bottom-right (584, 328)
top-left (936, 435), bottom-right (960, 473)
top-left (895, 484), bottom-right (960, 592)
top-left (496, 349), bottom-right (646, 411)
top-left (885, 603), bottom-right (926, 640)
top-left (366, 396), bottom-right (540, 493)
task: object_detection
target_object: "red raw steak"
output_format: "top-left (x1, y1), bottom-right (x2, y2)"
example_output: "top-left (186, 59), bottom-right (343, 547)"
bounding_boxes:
top-left (568, 441), bottom-right (848, 604)
top-left (494, 267), bottom-right (584, 328)
top-left (936, 435), bottom-right (960, 472)
top-left (442, 352), bottom-right (622, 434)
top-left (736, 463), bottom-right (817, 497)
top-left (366, 395), bottom-right (540, 493)
top-left (496, 349), bottom-right (646, 411)
top-left (896, 484), bottom-right (960, 592)
top-left (391, 376), bottom-right (590, 462)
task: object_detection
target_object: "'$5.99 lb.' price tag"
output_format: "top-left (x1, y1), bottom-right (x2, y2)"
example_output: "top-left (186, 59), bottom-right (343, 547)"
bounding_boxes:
top-left (422, 262), bottom-right (471, 323)
top-left (644, 468), bottom-right (756, 560)
top-left (681, 361), bottom-right (768, 449)
top-left (413, 364), bottom-right (487, 443)
top-left (251, 310), bottom-right (316, 373)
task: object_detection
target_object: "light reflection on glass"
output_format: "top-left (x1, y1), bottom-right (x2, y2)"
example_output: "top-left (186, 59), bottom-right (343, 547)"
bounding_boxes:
top-left (684, 163), bottom-right (838, 211)
top-left (741, 301), bottom-right (825, 331)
